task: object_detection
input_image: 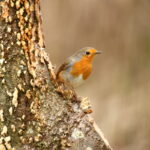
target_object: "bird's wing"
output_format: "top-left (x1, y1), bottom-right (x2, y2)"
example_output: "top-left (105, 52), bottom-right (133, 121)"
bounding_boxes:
top-left (56, 60), bottom-right (72, 79)
top-left (56, 54), bottom-right (79, 79)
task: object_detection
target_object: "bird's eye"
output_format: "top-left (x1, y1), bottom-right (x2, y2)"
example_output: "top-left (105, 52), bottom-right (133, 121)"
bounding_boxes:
top-left (86, 51), bottom-right (90, 55)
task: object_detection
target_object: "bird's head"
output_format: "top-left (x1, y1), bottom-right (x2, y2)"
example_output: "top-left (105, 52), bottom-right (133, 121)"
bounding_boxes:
top-left (76, 47), bottom-right (102, 62)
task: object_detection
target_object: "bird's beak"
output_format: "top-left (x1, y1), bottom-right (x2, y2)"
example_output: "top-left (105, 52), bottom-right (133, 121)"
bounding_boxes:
top-left (95, 50), bottom-right (102, 54)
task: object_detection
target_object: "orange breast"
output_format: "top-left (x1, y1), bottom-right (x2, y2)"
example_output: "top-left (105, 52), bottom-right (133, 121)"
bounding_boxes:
top-left (70, 58), bottom-right (92, 80)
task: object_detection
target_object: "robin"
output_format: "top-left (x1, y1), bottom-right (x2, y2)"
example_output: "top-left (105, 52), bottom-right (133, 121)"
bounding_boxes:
top-left (56, 47), bottom-right (102, 88)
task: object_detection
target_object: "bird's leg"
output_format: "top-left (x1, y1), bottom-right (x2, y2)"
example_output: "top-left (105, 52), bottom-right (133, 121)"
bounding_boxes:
top-left (55, 81), bottom-right (80, 103)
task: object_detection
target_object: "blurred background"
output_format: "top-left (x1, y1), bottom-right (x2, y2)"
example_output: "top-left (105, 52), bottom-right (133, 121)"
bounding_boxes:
top-left (41, 0), bottom-right (150, 149)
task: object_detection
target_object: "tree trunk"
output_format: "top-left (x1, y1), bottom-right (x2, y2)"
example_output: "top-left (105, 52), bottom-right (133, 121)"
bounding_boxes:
top-left (0, 0), bottom-right (112, 150)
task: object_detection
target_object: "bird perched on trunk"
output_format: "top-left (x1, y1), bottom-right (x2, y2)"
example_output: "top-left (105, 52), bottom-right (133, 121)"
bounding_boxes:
top-left (56, 47), bottom-right (102, 88)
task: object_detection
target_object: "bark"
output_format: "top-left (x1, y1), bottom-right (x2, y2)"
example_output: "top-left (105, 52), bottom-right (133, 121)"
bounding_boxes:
top-left (0, 0), bottom-right (112, 150)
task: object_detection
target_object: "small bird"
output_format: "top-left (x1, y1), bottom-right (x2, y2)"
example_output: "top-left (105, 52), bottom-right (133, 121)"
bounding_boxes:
top-left (56, 47), bottom-right (102, 88)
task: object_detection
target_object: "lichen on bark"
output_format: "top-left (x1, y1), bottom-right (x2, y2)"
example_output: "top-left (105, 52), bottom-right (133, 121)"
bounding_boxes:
top-left (0, 0), bottom-right (112, 150)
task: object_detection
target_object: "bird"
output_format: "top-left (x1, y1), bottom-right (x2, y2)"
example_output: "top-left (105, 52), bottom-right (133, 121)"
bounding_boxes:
top-left (56, 47), bottom-right (102, 88)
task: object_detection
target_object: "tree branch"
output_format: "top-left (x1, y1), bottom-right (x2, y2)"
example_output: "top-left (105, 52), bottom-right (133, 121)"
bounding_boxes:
top-left (0, 0), bottom-right (112, 149)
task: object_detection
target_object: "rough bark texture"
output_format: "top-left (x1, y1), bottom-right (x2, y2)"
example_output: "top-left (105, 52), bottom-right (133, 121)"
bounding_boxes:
top-left (0, 0), bottom-right (112, 150)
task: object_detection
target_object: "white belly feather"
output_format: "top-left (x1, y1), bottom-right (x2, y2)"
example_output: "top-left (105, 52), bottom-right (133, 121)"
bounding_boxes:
top-left (62, 71), bottom-right (85, 87)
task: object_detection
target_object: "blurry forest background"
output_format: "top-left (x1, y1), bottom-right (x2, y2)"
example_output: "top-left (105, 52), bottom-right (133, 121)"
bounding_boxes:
top-left (41, 0), bottom-right (150, 150)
